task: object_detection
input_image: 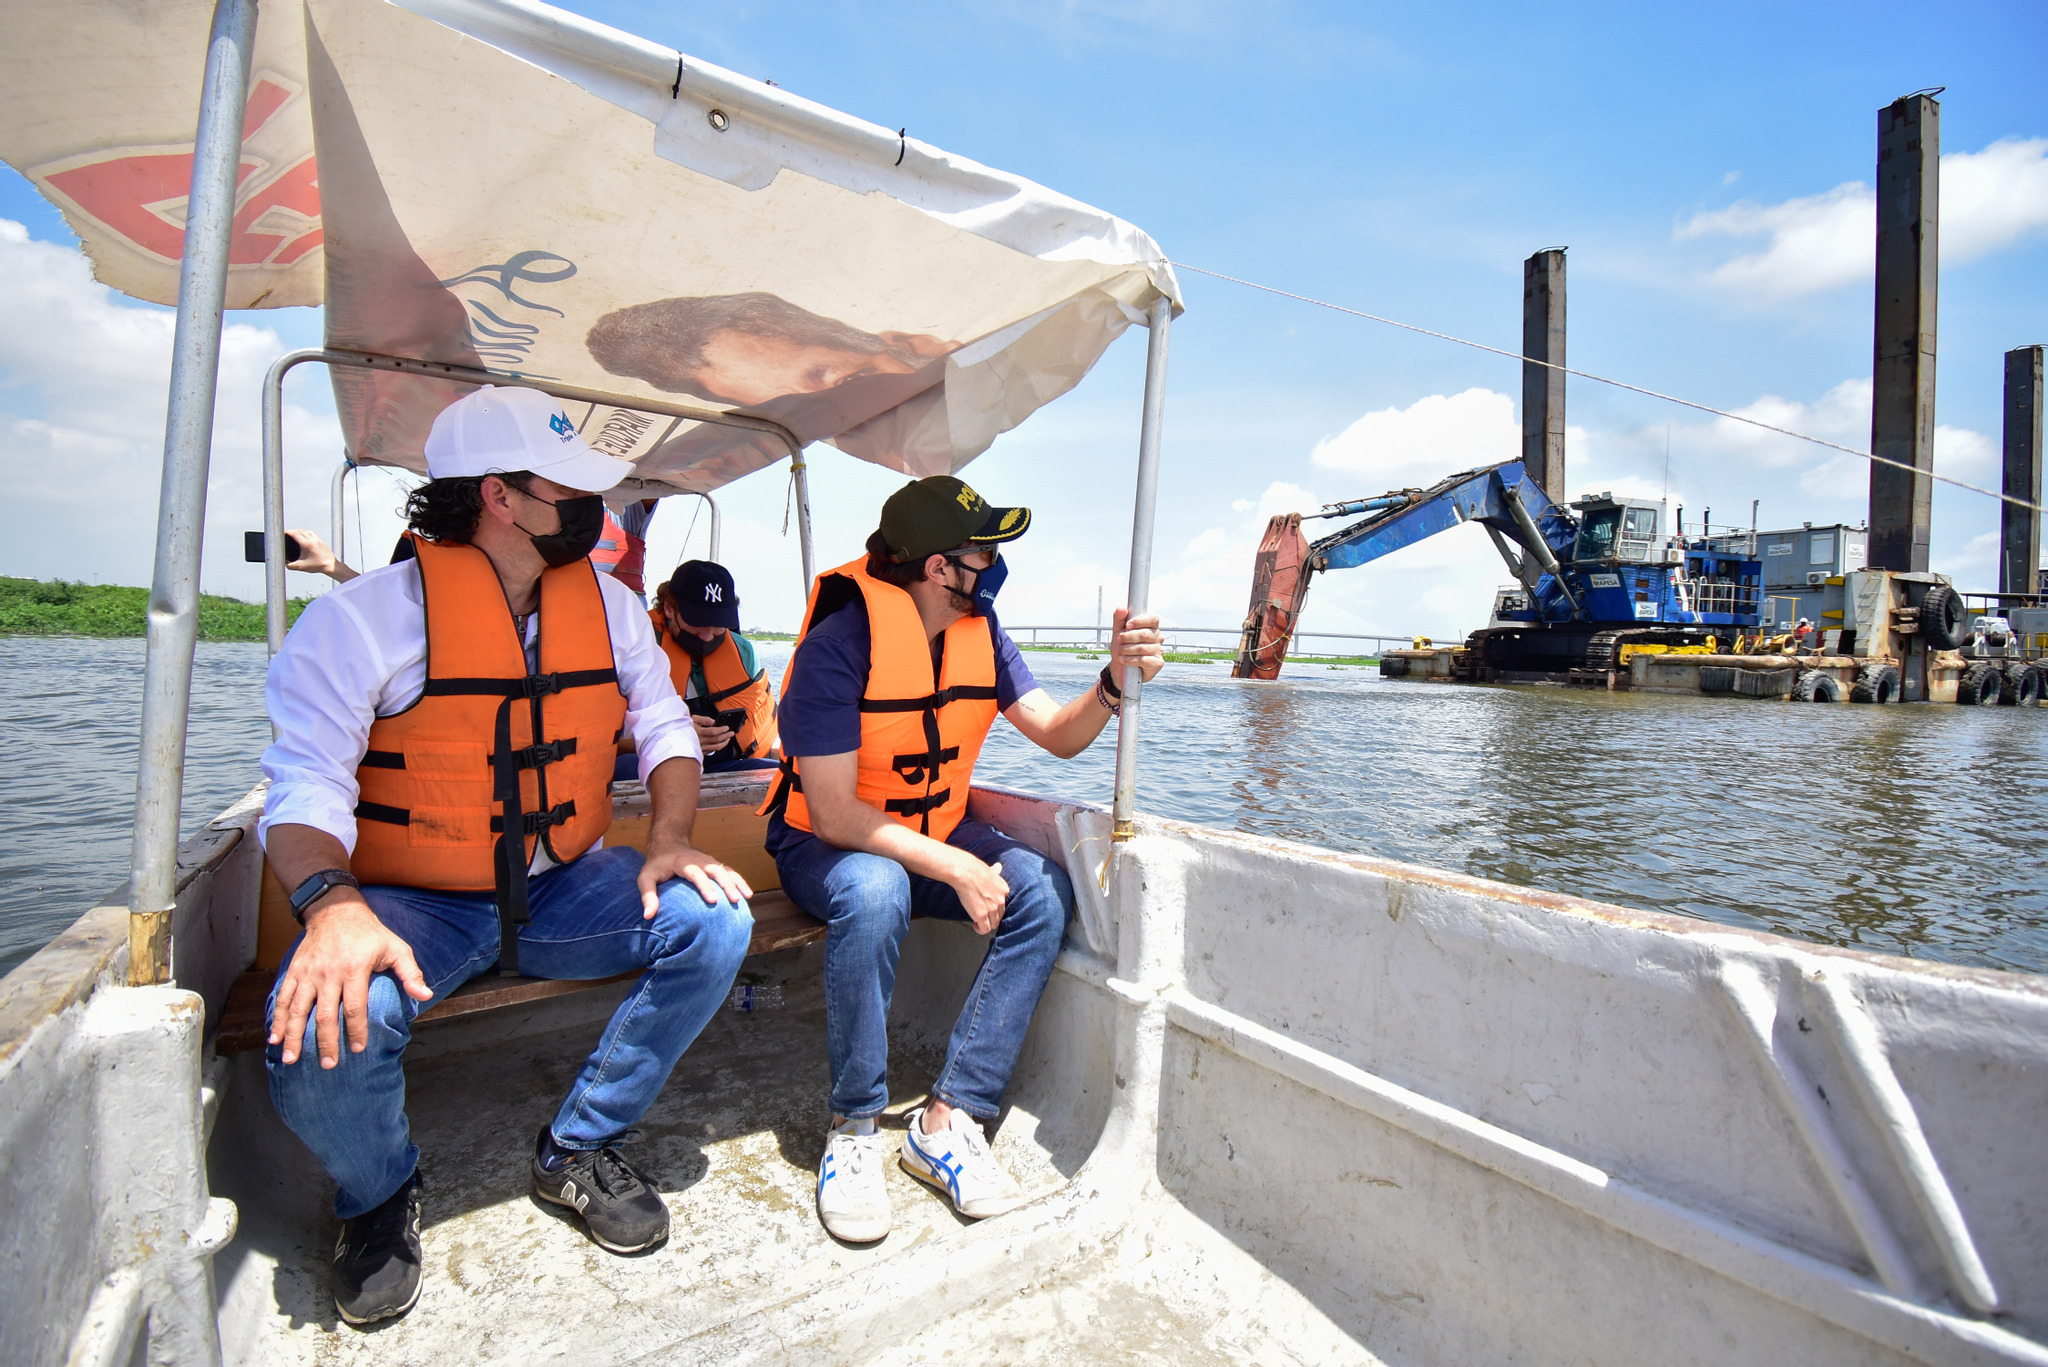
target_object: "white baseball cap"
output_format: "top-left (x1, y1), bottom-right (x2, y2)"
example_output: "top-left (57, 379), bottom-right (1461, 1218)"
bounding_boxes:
top-left (423, 385), bottom-right (633, 493)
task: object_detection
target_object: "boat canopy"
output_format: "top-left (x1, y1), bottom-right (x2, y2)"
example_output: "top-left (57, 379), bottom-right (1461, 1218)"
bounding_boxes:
top-left (0, 0), bottom-right (1181, 494)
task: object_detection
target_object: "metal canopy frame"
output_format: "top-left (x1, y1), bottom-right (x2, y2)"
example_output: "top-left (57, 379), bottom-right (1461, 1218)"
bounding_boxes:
top-left (129, 0), bottom-right (1175, 988)
top-left (259, 346), bottom-right (805, 652)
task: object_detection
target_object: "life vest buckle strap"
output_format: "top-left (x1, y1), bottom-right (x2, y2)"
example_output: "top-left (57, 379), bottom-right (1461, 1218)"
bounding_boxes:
top-left (857, 684), bottom-right (1000, 714)
top-left (490, 800), bottom-right (578, 836)
top-left (883, 789), bottom-right (950, 818)
top-left (889, 746), bottom-right (960, 787)
top-left (495, 737), bottom-right (579, 770)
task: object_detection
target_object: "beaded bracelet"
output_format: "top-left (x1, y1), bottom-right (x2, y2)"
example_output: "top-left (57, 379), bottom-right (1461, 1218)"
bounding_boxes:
top-left (1094, 675), bottom-right (1121, 716)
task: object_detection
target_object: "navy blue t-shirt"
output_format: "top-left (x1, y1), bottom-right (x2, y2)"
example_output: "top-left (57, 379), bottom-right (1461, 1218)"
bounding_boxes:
top-left (766, 601), bottom-right (1038, 854)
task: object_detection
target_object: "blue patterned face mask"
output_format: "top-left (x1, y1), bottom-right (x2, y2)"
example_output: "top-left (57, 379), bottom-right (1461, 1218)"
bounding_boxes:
top-left (944, 551), bottom-right (1007, 617)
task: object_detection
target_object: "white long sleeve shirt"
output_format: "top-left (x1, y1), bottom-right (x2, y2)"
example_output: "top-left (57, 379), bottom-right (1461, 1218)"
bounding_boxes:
top-left (258, 557), bottom-right (699, 863)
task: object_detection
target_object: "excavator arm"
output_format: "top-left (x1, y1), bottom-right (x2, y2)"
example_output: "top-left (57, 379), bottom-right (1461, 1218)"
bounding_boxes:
top-left (1231, 461), bottom-right (1579, 678)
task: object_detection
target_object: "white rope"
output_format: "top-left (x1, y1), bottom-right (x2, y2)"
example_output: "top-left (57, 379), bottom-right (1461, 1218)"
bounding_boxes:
top-left (1170, 261), bottom-right (2044, 516)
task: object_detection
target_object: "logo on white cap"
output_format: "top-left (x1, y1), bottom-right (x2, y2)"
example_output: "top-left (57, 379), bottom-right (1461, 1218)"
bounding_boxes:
top-left (422, 384), bottom-right (634, 493)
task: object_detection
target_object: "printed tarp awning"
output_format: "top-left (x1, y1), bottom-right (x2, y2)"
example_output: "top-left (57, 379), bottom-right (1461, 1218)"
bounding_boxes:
top-left (0, 0), bottom-right (1180, 495)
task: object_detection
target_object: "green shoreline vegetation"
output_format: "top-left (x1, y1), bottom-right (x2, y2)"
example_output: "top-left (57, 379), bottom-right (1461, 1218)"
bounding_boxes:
top-left (1, 577), bottom-right (310, 641)
top-left (0, 591), bottom-right (1378, 662)
top-left (752, 630), bottom-right (1375, 667)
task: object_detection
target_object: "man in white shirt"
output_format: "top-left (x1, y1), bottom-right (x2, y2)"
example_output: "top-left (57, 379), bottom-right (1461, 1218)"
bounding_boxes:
top-left (260, 385), bottom-right (754, 1328)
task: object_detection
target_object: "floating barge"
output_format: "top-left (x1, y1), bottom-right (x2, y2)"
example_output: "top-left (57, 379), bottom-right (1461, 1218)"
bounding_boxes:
top-left (1384, 568), bottom-right (2046, 707)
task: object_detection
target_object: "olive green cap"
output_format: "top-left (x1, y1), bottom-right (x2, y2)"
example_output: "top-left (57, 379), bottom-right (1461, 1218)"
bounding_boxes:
top-left (878, 476), bottom-right (1031, 563)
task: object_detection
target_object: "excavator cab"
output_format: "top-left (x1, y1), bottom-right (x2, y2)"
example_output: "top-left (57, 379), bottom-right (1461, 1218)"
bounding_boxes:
top-left (1570, 495), bottom-right (1661, 564)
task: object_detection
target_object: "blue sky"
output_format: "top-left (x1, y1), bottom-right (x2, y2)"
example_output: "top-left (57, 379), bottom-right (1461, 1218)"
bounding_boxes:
top-left (3, 0), bottom-right (2045, 637)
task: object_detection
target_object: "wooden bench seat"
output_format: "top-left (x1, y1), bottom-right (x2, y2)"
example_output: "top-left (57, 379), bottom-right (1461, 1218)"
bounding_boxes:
top-left (213, 889), bottom-right (825, 1053)
top-left (215, 772), bottom-right (820, 1055)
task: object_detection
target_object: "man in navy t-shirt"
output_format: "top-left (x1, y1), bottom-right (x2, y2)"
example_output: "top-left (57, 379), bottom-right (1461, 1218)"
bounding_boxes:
top-left (766, 475), bottom-right (1163, 1244)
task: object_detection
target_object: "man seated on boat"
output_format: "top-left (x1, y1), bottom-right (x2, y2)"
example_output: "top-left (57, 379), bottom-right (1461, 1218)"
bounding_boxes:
top-left (762, 475), bottom-right (1164, 1242)
top-left (622, 558), bottom-right (780, 780)
top-left (258, 385), bottom-right (755, 1327)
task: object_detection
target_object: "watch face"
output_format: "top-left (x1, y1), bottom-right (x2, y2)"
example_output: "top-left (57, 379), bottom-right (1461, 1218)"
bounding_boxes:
top-left (293, 870), bottom-right (350, 913)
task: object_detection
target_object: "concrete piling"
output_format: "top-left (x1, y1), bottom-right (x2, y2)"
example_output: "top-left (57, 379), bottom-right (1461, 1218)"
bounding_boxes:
top-left (2002, 345), bottom-right (2044, 597)
top-left (1522, 249), bottom-right (1567, 505)
top-left (1868, 93), bottom-right (1940, 573)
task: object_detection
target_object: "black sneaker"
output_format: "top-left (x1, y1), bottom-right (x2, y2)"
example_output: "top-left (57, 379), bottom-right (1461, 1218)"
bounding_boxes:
top-left (531, 1128), bottom-right (670, 1253)
top-left (333, 1169), bottom-right (423, 1326)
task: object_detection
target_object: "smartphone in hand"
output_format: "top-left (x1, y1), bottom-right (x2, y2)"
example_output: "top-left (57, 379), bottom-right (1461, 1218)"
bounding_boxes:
top-left (244, 531), bottom-right (304, 564)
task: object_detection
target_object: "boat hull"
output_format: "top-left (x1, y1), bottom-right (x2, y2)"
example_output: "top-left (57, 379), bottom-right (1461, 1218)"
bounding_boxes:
top-left (2, 781), bottom-right (2044, 1364)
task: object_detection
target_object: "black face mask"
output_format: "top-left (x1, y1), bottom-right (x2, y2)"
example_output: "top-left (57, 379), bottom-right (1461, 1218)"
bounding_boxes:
top-left (514, 491), bottom-right (606, 568)
top-left (673, 627), bottom-right (726, 658)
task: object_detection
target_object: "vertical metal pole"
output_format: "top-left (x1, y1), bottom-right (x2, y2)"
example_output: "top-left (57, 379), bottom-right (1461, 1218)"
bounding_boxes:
top-left (2002, 346), bottom-right (2044, 597)
top-left (1869, 93), bottom-right (1940, 572)
top-left (1111, 295), bottom-right (1173, 840)
top-left (1522, 249), bottom-right (1567, 504)
top-left (704, 491), bottom-right (722, 563)
top-left (790, 453), bottom-right (815, 593)
top-left (128, 0), bottom-right (259, 986)
top-left (331, 459), bottom-right (352, 568)
top-left (261, 353), bottom-right (290, 654)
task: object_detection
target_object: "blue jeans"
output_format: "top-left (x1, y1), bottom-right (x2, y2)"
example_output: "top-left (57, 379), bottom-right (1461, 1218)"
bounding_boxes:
top-left (265, 845), bottom-right (751, 1218)
top-left (774, 820), bottom-right (1073, 1122)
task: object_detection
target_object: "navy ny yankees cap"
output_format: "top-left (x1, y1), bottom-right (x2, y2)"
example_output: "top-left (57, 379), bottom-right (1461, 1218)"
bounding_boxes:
top-left (663, 560), bottom-right (741, 631)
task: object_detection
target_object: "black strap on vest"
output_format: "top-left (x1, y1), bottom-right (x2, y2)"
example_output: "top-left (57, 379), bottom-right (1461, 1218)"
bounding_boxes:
top-left (422, 667), bottom-right (618, 699)
top-left (465, 666), bottom-right (616, 976)
top-left (359, 736), bottom-right (579, 773)
top-left (884, 789), bottom-right (951, 820)
top-left (701, 667), bottom-right (766, 706)
top-left (357, 664), bottom-right (617, 976)
top-left (855, 683), bottom-right (999, 713)
top-left (488, 696), bottom-right (530, 975)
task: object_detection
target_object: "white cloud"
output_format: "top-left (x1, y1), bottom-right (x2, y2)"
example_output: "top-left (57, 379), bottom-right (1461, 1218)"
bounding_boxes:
top-left (0, 220), bottom-right (341, 600)
top-left (1310, 387), bottom-right (1518, 484)
top-left (1679, 181), bottom-right (1873, 298)
top-left (1946, 138), bottom-right (2048, 260)
top-left (1128, 395), bottom-right (1534, 642)
top-left (1676, 137), bottom-right (2048, 301)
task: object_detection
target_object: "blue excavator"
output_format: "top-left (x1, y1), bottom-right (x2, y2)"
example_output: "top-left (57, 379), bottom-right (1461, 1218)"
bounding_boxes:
top-left (1230, 460), bottom-right (1765, 681)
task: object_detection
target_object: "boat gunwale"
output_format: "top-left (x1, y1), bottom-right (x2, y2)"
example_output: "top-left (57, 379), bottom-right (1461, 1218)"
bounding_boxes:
top-left (1100, 798), bottom-right (2048, 997)
top-left (0, 791), bottom-right (260, 1071)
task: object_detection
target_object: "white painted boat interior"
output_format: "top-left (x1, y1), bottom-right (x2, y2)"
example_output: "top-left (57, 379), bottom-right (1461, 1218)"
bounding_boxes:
top-left (5, 777), bottom-right (2045, 1364)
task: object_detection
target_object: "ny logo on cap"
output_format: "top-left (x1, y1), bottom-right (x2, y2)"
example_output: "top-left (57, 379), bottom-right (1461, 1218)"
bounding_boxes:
top-left (704, 584), bottom-right (724, 602)
top-left (549, 413), bottom-right (575, 439)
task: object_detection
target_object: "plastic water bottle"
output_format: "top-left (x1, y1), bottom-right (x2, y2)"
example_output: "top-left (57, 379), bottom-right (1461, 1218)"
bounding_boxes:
top-left (729, 983), bottom-right (783, 1012)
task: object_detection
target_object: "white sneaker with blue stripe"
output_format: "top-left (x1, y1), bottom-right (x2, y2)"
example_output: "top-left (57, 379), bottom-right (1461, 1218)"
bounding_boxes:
top-left (817, 1118), bottom-right (892, 1243)
top-left (899, 1106), bottom-right (1027, 1220)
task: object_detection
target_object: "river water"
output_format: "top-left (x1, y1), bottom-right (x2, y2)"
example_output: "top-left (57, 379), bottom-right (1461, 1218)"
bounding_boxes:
top-left (4, 636), bottom-right (2045, 980)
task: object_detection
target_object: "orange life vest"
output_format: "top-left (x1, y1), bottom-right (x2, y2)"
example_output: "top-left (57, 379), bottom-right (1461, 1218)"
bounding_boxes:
top-left (763, 556), bottom-right (999, 842)
top-left (590, 508), bottom-right (646, 595)
top-left (353, 535), bottom-right (626, 974)
top-left (649, 611), bottom-right (779, 764)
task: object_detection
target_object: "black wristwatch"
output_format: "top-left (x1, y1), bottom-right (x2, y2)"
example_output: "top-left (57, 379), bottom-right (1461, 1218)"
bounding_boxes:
top-left (1098, 665), bottom-right (1123, 701)
top-left (288, 868), bottom-right (360, 925)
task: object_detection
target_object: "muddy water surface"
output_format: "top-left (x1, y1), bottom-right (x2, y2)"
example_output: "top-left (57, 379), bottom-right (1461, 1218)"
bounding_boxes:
top-left (4, 636), bottom-right (2044, 980)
